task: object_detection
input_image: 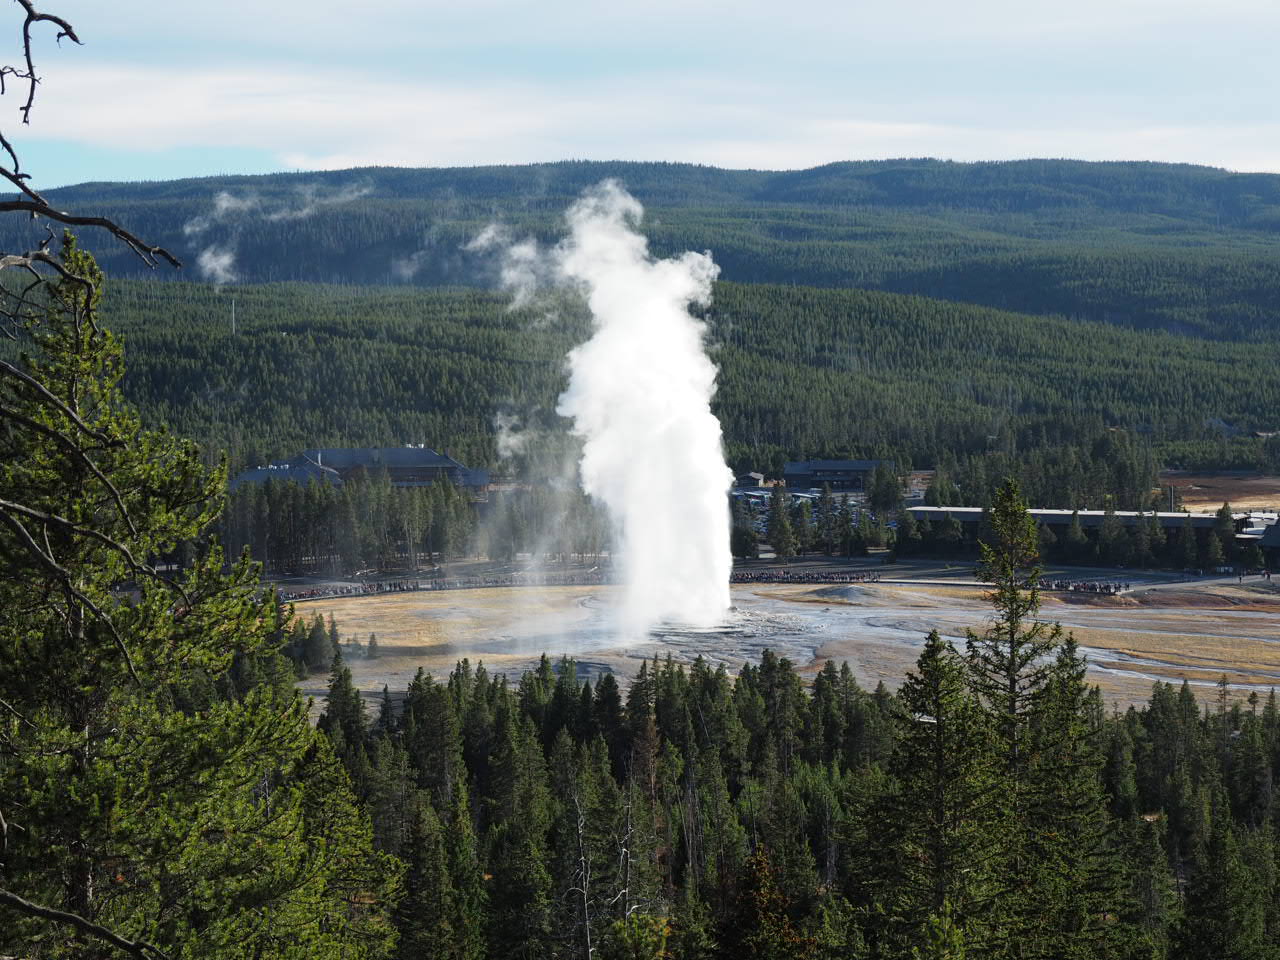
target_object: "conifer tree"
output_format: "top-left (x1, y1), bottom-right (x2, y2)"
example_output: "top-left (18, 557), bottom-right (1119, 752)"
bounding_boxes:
top-left (966, 479), bottom-right (1062, 781)
top-left (396, 802), bottom-right (465, 960)
top-left (0, 238), bottom-right (397, 956)
top-left (1181, 515), bottom-right (1198, 570)
top-left (875, 632), bottom-right (998, 952)
top-left (721, 849), bottom-right (817, 960)
top-left (767, 483), bottom-right (796, 564)
top-left (1065, 509), bottom-right (1091, 564)
top-left (1173, 790), bottom-right (1269, 960)
top-left (1215, 502), bottom-right (1237, 563)
top-left (816, 483), bottom-right (836, 555)
top-left (1024, 640), bottom-right (1126, 958)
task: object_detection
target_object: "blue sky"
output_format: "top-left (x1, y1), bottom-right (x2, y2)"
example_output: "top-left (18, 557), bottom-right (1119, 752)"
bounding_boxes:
top-left (10, 0), bottom-right (1280, 187)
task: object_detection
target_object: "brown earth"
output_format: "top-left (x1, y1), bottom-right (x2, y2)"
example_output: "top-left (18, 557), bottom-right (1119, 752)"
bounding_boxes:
top-left (297, 572), bottom-right (1280, 710)
top-left (1161, 472), bottom-right (1280, 512)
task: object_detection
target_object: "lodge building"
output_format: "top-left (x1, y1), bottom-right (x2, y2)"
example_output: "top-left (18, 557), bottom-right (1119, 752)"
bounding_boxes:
top-left (231, 446), bottom-right (489, 493)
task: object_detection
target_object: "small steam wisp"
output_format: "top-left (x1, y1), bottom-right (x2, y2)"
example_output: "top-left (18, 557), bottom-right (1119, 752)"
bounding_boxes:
top-left (551, 182), bottom-right (732, 635)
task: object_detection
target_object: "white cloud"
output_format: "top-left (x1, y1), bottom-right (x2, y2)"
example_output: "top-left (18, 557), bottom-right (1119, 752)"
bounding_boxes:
top-left (63, 0), bottom-right (1280, 55)
top-left (9, 61), bottom-right (1280, 175)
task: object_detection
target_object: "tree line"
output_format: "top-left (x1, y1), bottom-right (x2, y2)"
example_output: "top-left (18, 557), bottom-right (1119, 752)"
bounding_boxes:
top-left (221, 473), bottom-right (608, 576)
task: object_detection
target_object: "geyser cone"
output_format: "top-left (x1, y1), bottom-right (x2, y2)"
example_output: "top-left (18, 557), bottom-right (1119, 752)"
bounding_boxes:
top-left (555, 181), bottom-right (732, 636)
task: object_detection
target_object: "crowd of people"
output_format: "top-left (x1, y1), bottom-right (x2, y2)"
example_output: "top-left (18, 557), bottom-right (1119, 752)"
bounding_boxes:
top-left (278, 570), bottom-right (618, 602)
top-left (277, 580), bottom-right (428, 603)
top-left (1044, 578), bottom-right (1130, 595)
top-left (730, 569), bottom-right (883, 585)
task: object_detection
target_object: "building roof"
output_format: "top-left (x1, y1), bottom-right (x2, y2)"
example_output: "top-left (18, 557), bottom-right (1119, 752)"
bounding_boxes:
top-left (1261, 522), bottom-right (1280, 548)
top-left (299, 447), bottom-right (464, 471)
top-left (229, 460), bottom-right (340, 491)
top-left (231, 446), bottom-right (489, 490)
top-left (784, 459), bottom-right (886, 474)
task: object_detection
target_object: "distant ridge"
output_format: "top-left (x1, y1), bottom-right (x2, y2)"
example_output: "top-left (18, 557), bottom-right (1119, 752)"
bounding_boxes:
top-left (5, 158), bottom-right (1277, 343)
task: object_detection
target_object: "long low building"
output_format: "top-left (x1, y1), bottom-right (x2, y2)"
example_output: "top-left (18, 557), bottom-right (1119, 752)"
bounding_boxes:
top-left (232, 446), bottom-right (489, 493)
top-left (907, 506), bottom-right (1265, 534)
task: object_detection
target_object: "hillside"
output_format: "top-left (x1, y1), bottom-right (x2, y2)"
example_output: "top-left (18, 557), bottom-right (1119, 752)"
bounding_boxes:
top-left (6, 158), bottom-right (1274, 487)
top-left (98, 279), bottom-right (1280, 488)
top-left (15, 158), bottom-right (1280, 342)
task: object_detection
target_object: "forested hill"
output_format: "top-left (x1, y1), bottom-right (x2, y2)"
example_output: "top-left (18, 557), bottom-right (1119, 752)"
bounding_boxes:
top-left (16, 158), bottom-right (1280, 341)
top-left (99, 278), bottom-right (1280, 482)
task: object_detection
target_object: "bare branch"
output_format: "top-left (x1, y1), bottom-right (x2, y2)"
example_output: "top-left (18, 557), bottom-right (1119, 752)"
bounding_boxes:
top-left (0, 696), bottom-right (35, 728)
top-left (0, 887), bottom-right (171, 960)
top-left (12, 0), bottom-right (80, 127)
top-left (0, 200), bottom-right (180, 267)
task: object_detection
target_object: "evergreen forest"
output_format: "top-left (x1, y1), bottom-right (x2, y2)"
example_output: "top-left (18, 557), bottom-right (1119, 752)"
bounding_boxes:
top-left (6, 157), bottom-right (1276, 484)
top-left (93, 275), bottom-right (1280, 486)
top-left (297, 483), bottom-right (1280, 960)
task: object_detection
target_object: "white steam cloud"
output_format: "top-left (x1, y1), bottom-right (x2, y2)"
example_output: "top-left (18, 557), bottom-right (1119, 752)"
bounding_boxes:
top-left (468, 224), bottom-right (544, 307)
top-left (196, 245), bottom-right (238, 285)
top-left (490, 181), bottom-right (732, 635)
top-left (183, 180), bottom-right (372, 285)
top-left (493, 411), bottom-right (530, 460)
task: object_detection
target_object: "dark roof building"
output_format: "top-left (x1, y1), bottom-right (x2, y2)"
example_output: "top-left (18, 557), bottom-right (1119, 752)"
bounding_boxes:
top-left (784, 459), bottom-right (890, 492)
top-left (231, 446), bottom-right (489, 492)
top-left (1261, 521), bottom-right (1280, 564)
top-left (229, 460), bottom-right (340, 491)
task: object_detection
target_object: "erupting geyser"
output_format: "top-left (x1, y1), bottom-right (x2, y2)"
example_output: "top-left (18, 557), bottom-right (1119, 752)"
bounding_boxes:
top-left (554, 182), bottom-right (733, 636)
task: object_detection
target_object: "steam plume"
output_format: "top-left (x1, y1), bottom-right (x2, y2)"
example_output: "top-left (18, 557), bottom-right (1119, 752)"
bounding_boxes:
top-left (196, 245), bottom-right (238, 285)
top-left (553, 181), bottom-right (732, 635)
top-left (182, 180), bottom-right (372, 286)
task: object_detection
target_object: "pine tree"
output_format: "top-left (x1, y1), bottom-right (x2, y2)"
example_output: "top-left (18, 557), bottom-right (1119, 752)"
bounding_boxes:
top-left (966, 479), bottom-right (1062, 782)
top-left (0, 237), bottom-right (397, 957)
top-left (816, 483), bottom-right (837, 555)
top-left (869, 461), bottom-right (902, 514)
top-left (396, 801), bottom-right (466, 960)
top-left (874, 632), bottom-right (998, 953)
top-left (1204, 529), bottom-right (1226, 570)
top-left (486, 712), bottom-right (555, 959)
top-left (1173, 790), bottom-right (1269, 960)
top-left (1024, 640), bottom-right (1126, 958)
top-left (767, 483), bottom-right (796, 564)
top-left (721, 849), bottom-right (817, 960)
top-left (898, 508), bottom-right (923, 556)
top-left (964, 479), bottom-right (1073, 958)
top-left (731, 495), bottom-right (760, 559)
top-left (306, 610), bottom-right (337, 671)
top-left (1215, 502), bottom-right (1237, 564)
top-left (1065, 509), bottom-right (1091, 564)
top-left (1181, 514), bottom-right (1198, 570)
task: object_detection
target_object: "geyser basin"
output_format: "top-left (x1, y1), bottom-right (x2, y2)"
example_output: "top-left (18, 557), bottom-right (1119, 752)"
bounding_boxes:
top-left (298, 574), bottom-right (1280, 710)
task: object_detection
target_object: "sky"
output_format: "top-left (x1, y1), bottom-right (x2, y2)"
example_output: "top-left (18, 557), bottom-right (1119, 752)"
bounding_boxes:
top-left (7, 0), bottom-right (1279, 187)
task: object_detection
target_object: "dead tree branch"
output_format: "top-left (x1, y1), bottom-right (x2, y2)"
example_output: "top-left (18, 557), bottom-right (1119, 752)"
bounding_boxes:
top-left (0, 887), bottom-right (171, 960)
